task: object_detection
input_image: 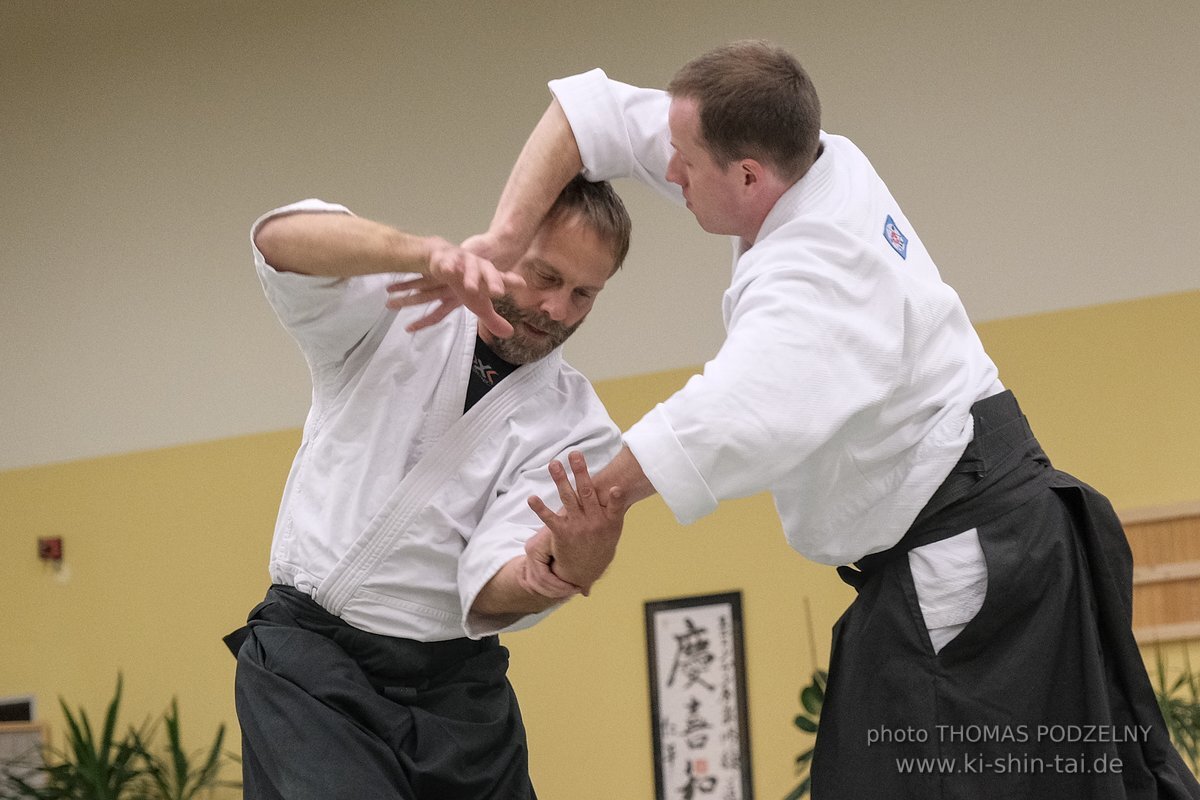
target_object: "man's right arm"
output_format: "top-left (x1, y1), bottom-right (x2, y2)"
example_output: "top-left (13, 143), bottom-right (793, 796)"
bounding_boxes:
top-left (472, 100), bottom-right (585, 268)
top-left (255, 211), bottom-right (439, 277)
top-left (480, 70), bottom-right (680, 263)
top-left (254, 209), bottom-right (522, 337)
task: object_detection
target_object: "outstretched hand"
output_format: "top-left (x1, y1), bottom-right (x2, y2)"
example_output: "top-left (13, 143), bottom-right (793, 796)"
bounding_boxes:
top-left (386, 236), bottom-right (524, 338)
top-left (524, 451), bottom-right (627, 597)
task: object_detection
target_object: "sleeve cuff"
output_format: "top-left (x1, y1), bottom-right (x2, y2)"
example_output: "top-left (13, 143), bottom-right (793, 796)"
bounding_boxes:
top-left (459, 540), bottom-right (558, 640)
top-left (251, 198), bottom-right (352, 282)
top-left (548, 68), bottom-right (635, 182)
top-left (251, 198), bottom-right (352, 255)
top-left (623, 404), bottom-right (718, 525)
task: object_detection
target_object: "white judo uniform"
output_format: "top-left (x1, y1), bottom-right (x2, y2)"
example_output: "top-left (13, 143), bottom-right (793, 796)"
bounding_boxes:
top-left (544, 69), bottom-right (1200, 800)
top-left (551, 69), bottom-right (1003, 650)
top-left (232, 198), bottom-right (623, 800)
top-left (550, 69), bottom-right (1001, 565)
top-left (253, 199), bottom-right (622, 641)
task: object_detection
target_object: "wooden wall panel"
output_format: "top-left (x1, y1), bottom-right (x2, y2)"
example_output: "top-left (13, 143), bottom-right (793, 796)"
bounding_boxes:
top-left (1124, 504), bottom-right (1200, 644)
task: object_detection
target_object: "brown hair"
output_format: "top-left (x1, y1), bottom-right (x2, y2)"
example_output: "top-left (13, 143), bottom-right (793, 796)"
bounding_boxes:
top-left (544, 175), bottom-right (632, 273)
top-left (667, 40), bottom-right (822, 182)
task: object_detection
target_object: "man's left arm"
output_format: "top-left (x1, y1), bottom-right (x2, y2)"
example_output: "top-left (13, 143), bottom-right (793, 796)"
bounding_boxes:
top-left (520, 446), bottom-right (654, 597)
top-left (470, 555), bottom-right (573, 623)
top-left (470, 450), bottom-right (630, 621)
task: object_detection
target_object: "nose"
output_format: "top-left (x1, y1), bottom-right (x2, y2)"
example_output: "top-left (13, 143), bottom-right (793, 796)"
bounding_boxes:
top-left (537, 289), bottom-right (571, 323)
top-left (666, 152), bottom-right (685, 187)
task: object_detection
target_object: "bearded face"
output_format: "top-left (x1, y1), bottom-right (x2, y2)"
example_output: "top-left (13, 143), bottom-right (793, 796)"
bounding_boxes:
top-left (487, 294), bottom-right (583, 364)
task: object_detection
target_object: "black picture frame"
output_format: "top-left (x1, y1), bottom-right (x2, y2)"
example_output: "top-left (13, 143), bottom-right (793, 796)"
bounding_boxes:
top-left (645, 591), bottom-right (753, 799)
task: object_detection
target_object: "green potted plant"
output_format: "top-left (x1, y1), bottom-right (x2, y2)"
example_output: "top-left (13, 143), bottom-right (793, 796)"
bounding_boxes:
top-left (1, 676), bottom-right (236, 800)
top-left (1153, 645), bottom-right (1200, 776)
top-left (784, 668), bottom-right (826, 800)
top-left (132, 698), bottom-right (233, 800)
top-left (2, 676), bottom-right (143, 800)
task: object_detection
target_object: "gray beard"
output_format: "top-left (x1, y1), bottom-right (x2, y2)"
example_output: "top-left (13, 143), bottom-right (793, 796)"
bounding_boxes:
top-left (488, 294), bottom-right (581, 364)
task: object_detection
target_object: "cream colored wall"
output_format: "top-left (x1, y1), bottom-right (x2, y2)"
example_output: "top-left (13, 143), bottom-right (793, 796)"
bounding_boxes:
top-left (3, 291), bottom-right (1198, 798)
top-left (3, 1), bottom-right (1198, 795)
top-left (3, 0), bottom-right (1198, 470)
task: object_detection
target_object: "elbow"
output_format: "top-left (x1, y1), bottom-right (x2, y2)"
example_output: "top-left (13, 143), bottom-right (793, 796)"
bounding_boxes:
top-left (471, 588), bottom-right (501, 617)
top-left (253, 216), bottom-right (292, 270)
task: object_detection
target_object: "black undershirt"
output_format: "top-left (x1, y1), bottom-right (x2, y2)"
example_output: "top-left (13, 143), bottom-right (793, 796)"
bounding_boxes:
top-left (464, 336), bottom-right (520, 412)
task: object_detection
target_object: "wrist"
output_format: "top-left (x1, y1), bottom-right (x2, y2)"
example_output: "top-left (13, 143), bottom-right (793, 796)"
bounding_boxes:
top-left (412, 235), bottom-right (443, 278)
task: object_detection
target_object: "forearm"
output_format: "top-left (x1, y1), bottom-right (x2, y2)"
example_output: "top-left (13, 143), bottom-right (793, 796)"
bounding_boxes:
top-left (255, 212), bottom-right (434, 277)
top-left (485, 99), bottom-right (583, 260)
top-left (520, 446), bottom-right (645, 596)
top-left (472, 555), bottom-right (564, 618)
top-left (592, 445), bottom-right (657, 507)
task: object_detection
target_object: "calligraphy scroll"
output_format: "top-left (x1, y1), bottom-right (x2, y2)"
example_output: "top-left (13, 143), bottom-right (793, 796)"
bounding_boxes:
top-left (645, 591), bottom-right (753, 800)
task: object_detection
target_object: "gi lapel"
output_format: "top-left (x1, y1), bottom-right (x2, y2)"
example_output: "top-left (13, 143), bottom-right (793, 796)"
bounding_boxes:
top-left (314, 311), bottom-right (561, 616)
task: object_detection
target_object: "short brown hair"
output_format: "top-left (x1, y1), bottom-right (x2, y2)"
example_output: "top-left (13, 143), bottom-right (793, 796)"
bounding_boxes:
top-left (667, 40), bottom-right (821, 182)
top-left (544, 175), bottom-right (632, 273)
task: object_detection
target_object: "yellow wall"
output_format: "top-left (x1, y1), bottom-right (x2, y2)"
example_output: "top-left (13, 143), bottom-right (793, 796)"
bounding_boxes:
top-left (0, 432), bottom-right (299, 795)
top-left (976, 289), bottom-right (1200, 510)
top-left (2, 289), bottom-right (1198, 798)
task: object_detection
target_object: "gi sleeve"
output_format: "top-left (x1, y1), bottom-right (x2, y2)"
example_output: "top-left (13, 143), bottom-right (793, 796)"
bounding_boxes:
top-left (252, 198), bottom-right (397, 370)
top-left (548, 69), bottom-right (683, 205)
top-left (457, 395), bottom-right (623, 639)
top-left (623, 237), bottom-right (906, 525)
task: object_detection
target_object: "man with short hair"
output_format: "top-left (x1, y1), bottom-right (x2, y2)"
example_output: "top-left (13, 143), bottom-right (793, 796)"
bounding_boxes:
top-left (432, 40), bottom-right (1200, 799)
top-left (229, 175), bottom-right (631, 800)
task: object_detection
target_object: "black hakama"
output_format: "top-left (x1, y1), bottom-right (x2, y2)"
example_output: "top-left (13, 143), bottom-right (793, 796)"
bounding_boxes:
top-left (228, 585), bottom-right (537, 800)
top-left (813, 391), bottom-right (1200, 799)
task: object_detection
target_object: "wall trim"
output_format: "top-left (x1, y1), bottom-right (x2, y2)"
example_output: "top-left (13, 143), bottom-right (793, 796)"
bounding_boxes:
top-left (1118, 500), bottom-right (1200, 525)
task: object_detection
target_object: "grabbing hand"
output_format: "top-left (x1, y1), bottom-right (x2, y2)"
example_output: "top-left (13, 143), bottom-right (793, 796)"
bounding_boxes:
top-left (525, 451), bottom-right (627, 596)
top-left (386, 236), bottom-right (524, 338)
top-left (461, 230), bottom-right (525, 274)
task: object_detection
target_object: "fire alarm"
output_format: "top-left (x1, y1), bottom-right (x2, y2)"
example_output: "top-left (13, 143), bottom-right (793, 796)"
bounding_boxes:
top-left (37, 537), bottom-right (64, 562)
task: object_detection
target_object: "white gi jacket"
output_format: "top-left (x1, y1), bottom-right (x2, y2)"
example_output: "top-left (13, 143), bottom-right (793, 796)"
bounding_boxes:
top-left (550, 70), bottom-right (1003, 565)
top-left (253, 199), bottom-right (622, 641)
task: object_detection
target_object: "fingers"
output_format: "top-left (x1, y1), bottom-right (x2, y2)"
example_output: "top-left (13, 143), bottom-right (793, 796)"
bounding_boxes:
top-left (521, 530), bottom-right (580, 599)
top-left (483, 261), bottom-right (508, 298)
top-left (387, 276), bottom-right (446, 309)
top-left (476, 306), bottom-right (515, 339)
top-left (547, 459), bottom-right (579, 509)
top-left (421, 239), bottom-right (522, 338)
top-left (520, 556), bottom-right (580, 600)
top-left (529, 455), bottom-right (622, 522)
top-left (501, 271), bottom-right (526, 293)
top-left (460, 233), bottom-right (494, 260)
top-left (387, 285), bottom-right (452, 310)
top-left (387, 275), bottom-right (439, 294)
top-left (447, 250), bottom-right (501, 298)
top-left (527, 494), bottom-right (560, 528)
top-left (404, 301), bottom-right (460, 333)
top-left (567, 451), bottom-right (599, 508)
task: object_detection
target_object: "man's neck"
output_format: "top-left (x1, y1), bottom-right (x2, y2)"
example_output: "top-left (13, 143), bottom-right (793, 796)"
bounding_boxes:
top-left (742, 163), bottom-right (812, 247)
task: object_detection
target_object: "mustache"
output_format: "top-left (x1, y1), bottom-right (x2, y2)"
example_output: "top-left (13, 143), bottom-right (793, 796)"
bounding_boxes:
top-left (494, 296), bottom-right (574, 339)
top-left (513, 309), bottom-right (571, 338)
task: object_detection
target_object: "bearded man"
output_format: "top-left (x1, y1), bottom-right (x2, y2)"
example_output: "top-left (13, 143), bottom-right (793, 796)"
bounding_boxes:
top-left (227, 176), bottom-right (631, 800)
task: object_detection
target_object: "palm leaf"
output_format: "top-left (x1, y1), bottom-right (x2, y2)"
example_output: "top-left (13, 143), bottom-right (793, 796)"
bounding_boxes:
top-left (785, 669), bottom-right (825, 798)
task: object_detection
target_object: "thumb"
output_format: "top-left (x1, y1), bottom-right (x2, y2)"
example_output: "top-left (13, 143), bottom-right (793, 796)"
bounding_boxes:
top-left (524, 527), bottom-right (551, 559)
top-left (606, 487), bottom-right (626, 518)
top-left (478, 307), bottom-right (515, 339)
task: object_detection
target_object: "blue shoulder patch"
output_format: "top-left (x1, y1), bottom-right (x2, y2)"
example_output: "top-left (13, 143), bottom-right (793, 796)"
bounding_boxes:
top-left (883, 215), bottom-right (908, 260)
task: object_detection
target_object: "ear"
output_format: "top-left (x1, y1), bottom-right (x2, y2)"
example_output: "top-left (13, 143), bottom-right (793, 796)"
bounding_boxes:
top-left (740, 159), bottom-right (764, 189)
